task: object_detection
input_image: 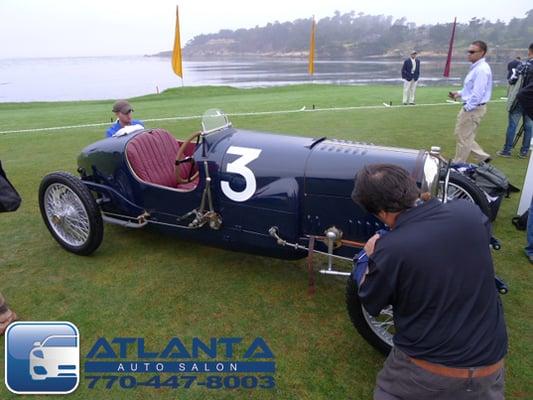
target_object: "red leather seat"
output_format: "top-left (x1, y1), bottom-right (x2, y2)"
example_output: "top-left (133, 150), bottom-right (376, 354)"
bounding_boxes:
top-left (126, 129), bottom-right (197, 189)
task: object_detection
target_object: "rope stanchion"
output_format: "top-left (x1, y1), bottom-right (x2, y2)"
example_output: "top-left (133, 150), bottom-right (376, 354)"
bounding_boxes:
top-left (0, 100), bottom-right (505, 136)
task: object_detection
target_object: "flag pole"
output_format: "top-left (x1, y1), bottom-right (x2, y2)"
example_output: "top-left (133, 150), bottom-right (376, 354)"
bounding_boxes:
top-left (308, 15), bottom-right (316, 81)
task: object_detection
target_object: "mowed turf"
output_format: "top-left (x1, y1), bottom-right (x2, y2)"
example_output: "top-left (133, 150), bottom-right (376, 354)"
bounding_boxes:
top-left (0, 85), bottom-right (532, 399)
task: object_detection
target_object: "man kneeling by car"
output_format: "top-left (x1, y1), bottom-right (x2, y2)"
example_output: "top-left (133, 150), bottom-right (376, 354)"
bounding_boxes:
top-left (352, 164), bottom-right (507, 400)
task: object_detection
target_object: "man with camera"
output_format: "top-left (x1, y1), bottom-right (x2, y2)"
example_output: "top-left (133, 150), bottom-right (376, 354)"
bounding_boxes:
top-left (496, 43), bottom-right (533, 159)
top-left (352, 164), bottom-right (507, 399)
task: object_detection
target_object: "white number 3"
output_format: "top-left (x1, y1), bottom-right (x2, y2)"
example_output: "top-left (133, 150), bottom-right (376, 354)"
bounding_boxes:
top-left (221, 146), bottom-right (262, 202)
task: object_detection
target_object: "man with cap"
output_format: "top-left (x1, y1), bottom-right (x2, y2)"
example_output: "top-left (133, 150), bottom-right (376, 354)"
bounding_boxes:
top-left (401, 51), bottom-right (421, 105)
top-left (106, 100), bottom-right (145, 137)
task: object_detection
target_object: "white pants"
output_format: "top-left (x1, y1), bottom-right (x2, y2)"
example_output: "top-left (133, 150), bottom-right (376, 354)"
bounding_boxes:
top-left (403, 79), bottom-right (417, 104)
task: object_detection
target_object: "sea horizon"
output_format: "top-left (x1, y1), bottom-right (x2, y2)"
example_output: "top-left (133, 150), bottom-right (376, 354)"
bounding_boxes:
top-left (0, 55), bottom-right (507, 103)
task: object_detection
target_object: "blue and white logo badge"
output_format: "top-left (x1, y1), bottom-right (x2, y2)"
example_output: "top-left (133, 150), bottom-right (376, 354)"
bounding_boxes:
top-left (5, 322), bottom-right (80, 394)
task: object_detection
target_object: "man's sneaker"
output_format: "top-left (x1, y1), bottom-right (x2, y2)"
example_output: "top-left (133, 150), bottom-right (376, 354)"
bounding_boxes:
top-left (528, 254), bottom-right (533, 264)
top-left (519, 152), bottom-right (529, 159)
top-left (496, 150), bottom-right (511, 158)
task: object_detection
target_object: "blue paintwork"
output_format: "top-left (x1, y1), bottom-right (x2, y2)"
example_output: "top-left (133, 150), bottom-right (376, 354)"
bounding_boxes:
top-left (77, 126), bottom-right (428, 259)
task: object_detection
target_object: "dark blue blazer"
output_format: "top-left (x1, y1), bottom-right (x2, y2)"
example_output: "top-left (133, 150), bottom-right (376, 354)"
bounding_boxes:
top-left (401, 58), bottom-right (420, 81)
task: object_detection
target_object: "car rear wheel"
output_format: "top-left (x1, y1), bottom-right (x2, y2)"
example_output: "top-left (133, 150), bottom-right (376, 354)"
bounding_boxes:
top-left (345, 169), bottom-right (491, 355)
top-left (39, 172), bottom-right (103, 255)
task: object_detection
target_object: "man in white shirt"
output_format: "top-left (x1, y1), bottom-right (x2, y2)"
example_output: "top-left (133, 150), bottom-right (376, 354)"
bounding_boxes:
top-left (449, 40), bottom-right (493, 163)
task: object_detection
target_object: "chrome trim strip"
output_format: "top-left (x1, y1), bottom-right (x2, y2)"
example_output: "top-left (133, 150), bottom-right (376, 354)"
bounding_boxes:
top-left (421, 151), bottom-right (441, 197)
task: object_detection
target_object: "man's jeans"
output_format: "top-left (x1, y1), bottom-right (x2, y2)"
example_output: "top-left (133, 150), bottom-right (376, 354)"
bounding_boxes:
top-left (526, 197), bottom-right (533, 257)
top-left (502, 103), bottom-right (533, 155)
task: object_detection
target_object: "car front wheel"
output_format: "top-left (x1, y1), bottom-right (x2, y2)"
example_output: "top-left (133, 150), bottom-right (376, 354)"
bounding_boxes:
top-left (39, 172), bottom-right (103, 255)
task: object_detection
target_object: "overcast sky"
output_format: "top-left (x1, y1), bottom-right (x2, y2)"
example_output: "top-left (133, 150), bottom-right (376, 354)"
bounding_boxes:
top-left (1, 0), bottom-right (531, 58)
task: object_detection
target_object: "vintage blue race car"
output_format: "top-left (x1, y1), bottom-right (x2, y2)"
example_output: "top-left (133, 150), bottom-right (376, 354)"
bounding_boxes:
top-left (38, 109), bottom-right (490, 354)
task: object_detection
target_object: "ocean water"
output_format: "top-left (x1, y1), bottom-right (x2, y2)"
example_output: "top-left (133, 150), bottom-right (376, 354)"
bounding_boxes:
top-left (0, 56), bottom-right (508, 103)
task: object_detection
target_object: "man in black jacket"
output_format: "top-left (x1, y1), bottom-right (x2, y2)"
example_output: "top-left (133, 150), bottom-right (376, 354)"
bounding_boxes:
top-left (352, 164), bottom-right (507, 400)
top-left (401, 51), bottom-right (421, 105)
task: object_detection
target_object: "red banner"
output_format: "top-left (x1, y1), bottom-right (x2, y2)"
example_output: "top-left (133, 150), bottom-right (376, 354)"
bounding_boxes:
top-left (443, 17), bottom-right (457, 77)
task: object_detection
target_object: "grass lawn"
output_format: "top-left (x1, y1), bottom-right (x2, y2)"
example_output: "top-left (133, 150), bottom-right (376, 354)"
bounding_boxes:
top-left (0, 84), bottom-right (532, 399)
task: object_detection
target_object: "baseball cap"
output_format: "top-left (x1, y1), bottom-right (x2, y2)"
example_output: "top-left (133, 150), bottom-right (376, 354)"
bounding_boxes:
top-left (112, 100), bottom-right (133, 114)
top-left (410, 50), bottom-right (418, 55)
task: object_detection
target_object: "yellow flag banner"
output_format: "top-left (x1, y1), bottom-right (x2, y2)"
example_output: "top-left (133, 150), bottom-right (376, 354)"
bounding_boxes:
top-left (172, 5), bottom-right (183, 78)
top-left (308, 17), bottom-right (316, 75)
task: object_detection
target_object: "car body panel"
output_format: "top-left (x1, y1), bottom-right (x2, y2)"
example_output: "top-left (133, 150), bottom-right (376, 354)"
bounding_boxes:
top-left (76, 118), bottom-right (438, 259)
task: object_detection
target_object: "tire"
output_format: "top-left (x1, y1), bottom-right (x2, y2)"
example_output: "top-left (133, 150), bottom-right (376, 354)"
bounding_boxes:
top-left (439, 170), bottom-right (491, 218)
top-left (345, 171), bottom-right (491, 355)
top-left (346, 276), bottom-right (393, 355)
top-left (39, 172), bottom-right (103, 255)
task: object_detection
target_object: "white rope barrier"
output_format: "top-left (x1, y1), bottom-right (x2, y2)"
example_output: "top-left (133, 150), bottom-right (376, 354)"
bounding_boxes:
top-left (0, 99), bottom-right (505, 136)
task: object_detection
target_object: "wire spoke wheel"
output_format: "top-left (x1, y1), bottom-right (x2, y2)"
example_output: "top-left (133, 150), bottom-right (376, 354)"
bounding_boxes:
top-left (39, 172), bottom-right (103, 255)
top-left (442, 182), bottom-right (474, 202)
top-left (438, 170), bottom-right (491, 217)
top-left (44, 183), bottom-right (91, 246)
top-left (362, 306), bottom-right (395, 348)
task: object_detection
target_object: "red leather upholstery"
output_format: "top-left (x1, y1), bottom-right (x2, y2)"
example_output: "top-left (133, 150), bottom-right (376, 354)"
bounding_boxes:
top-left (126, 129), bottom-right (197, 189)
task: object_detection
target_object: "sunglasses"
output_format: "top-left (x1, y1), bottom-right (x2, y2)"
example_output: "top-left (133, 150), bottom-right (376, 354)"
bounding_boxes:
top-left (121, 109), bottom-right (133, 114)
top-left (467, 50), bottom-right (481, 54)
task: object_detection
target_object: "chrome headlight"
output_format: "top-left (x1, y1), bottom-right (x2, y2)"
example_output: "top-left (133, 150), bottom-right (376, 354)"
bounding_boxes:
top-left (421, 147), bottom-right (442, 197)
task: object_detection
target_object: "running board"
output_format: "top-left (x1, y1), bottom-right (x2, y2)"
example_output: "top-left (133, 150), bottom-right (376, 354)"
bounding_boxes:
top-left (319, 270), bottom-right (350, 276)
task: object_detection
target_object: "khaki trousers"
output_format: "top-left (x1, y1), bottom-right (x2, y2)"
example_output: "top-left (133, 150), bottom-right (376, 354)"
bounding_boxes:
top-left (453, 105), bottom-right (490, 163)
top-left (403, 79), bottom-right (417, 104)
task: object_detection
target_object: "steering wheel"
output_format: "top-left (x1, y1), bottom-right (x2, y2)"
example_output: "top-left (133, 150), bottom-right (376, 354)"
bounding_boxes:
top-left (175, 131), bottom-right (201, 184)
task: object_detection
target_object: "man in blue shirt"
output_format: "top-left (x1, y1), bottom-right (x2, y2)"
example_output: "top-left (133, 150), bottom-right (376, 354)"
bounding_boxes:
top-left (106, 100), bottom-right (144, 137)
top-left (352, 164), bottom-right (507, 399)
top-left (449, 40), bottom-right (493, 163)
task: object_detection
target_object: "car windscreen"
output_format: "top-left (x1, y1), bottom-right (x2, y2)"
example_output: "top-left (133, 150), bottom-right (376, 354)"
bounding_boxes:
top-left (201, 109), bottom-right (231, 134)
